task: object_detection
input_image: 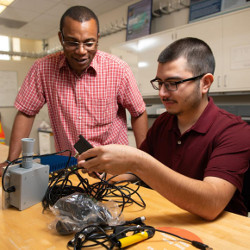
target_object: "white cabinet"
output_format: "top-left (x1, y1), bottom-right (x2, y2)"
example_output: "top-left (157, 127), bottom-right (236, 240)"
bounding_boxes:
top-left (111, 31), bottom-right (174, 97)
top-left (221, 9), bottom-right (250, 91)
top-left (111, 8), bottom-right (250, 95)
top-left (175, 8), bottom-right (250, 93)
top-left (111, 40), bottom-right (139, 87)
top-left (38, 130), bottom-right (55, 154)
top-left (127, 130), bottom-right (136, 148)
top-left (136, 31), bottom-right (174, 96)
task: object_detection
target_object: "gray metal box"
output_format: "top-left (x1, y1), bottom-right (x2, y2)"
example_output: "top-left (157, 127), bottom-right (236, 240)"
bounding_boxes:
top-left (9, 162), bottom-right (49, 210)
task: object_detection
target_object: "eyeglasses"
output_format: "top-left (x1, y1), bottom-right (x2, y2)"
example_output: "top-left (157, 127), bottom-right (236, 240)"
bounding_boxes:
top-left (150, 74), bottom-right (205, 91)
top-left (61, 32), bottom-right (97, 51)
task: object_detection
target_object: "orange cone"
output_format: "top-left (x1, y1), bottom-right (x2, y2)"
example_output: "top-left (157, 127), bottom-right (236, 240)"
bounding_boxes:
top-left (0, 121), bottom-right (6, 144)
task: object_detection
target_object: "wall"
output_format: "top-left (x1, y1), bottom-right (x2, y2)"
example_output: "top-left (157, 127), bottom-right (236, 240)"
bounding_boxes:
top-left (0, 37), bottom-right (44, 153)
top-left (47, 0), bottom-right (190, 52)
top-left (0, 59), bottom-right (33, 144)
top-left (97, 3), bottom-right (250, 108)
top-left (20, 38), bottom-right (43, 53)
top-left (0, 58), bottom-right (51, 153)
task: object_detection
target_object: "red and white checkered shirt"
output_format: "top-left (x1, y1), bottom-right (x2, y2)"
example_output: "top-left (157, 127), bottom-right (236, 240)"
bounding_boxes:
top-left (15, 50), bottom-right (146, 154)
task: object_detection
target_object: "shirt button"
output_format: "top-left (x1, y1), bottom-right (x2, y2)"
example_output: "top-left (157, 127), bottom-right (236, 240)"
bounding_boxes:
top-left (177, 140), bottom-right (181, 145)
top-left (79, 97), bottom-right (82, 100)
top-left (78, 116), bottom-right (82, 119)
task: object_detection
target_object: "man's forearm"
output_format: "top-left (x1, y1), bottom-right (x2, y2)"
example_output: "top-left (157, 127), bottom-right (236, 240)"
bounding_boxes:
top-left (133, 152), bottom-right (236, 221)
top-left (7, 111), bottom-right (36, 161)
top-left (131, 111), bottom-right (148, 148)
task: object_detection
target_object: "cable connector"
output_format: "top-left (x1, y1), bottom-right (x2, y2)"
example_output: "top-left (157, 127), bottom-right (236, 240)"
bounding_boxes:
top-left (191, 240), bottom-right (213, 250)
top-left (6, 185), bottom-right (16, 193)
top-left (76, 233), bottom-right (85, 248)
top-left (125, 216), bottom-right (146, 225)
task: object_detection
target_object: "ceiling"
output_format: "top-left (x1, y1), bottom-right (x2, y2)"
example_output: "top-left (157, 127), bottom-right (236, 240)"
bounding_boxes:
top-left (0, 0), bottom-right (130, 40)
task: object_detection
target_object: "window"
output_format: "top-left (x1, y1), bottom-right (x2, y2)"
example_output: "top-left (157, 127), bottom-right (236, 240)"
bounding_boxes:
top-left (0, 35), bottom-right (10, 60)
top-left (12, 37), bottom-right (21, 61)
top-left (0, 35), bottom-right (21, 61)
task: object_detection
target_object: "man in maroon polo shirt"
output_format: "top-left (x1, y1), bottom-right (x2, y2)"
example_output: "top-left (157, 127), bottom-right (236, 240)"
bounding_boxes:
top-left (78, 37), bottom-right (250, 220)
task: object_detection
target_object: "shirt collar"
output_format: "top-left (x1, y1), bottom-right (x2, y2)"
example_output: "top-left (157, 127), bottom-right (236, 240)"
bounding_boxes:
top-left (191, 97), bottom-right (218, 134)
top-left (59, 51), bottom-right (98, 76)
top-left (58, 51), bottom-right (67, 69)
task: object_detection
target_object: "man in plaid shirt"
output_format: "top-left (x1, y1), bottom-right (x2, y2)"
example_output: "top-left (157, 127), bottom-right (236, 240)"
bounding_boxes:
top-left (0, 6), bottom-right (147, 172)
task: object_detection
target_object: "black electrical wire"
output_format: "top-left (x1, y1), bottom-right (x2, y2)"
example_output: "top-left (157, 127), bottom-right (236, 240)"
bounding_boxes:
top-left (67, 218), bottom-right (212, 250)
top-left (2, 158), bottom-right (20, 192)
top-left (145, 227), bottom-right (211, 250)
top-left (42, 164), bottom-right (146, 216)
top-left (2, 147), bottom-right (145, 215)
top-left (1, 149), bottom-right (71, 193)
top-left (42, 165), bottom-right (91, 210)
top-left (67, 225), bottom-right (140, 249)
top-left (3, 151), bottom-right (211, 250)
top-left (87, 174), bottom-right (146, 214)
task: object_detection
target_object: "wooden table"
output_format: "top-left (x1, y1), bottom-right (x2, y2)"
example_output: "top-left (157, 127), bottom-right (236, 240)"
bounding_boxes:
top-left (1, 143), bottom-right (250, 249)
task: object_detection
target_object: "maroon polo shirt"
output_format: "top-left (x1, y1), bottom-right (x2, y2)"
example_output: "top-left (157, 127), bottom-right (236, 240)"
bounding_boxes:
top-left (140, 97), bottom-right (250, 216)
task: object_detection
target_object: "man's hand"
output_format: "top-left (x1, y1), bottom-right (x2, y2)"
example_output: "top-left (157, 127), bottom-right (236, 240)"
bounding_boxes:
top-left (80, 167), bottom-right (104, 179)
top-left (77, 144), bottom-right (142, 176)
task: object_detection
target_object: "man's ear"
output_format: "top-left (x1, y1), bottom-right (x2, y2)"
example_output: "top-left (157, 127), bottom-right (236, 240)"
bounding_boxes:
top-left (201, 73), bottom-right (214, 94)
top-left (96, 33), bottom-right (100, 46)
top-left (58, 31), bottom-right (63, 45)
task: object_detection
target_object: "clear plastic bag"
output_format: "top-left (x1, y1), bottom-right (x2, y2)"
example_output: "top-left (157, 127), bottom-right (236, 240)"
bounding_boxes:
top-left (49, 192), bottom-right (124, 235)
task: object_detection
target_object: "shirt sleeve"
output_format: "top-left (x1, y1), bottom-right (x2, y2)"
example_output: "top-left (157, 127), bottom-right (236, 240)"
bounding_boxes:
top-left (117, 61), bottom-right (146, 117)
top-left (139, 130), bottom-right (151, 153)
top-left (139, 113), bottom-right (165, 154)
top-left (15, 60), bottom-right (45, 116)
top-left (205, 122), bottom-right (250, 191)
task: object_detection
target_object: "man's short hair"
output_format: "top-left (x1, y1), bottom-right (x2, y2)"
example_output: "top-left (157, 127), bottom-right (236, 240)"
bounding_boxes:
top-left (158, 37), bottom-right (215, 75)
top-left (60, 6), bottom-right (99, 33)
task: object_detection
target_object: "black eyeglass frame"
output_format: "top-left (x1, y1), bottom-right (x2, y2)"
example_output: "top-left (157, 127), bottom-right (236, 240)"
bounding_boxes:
top-left (60, 31), bottom-right (97, 51)
top-left (150, 73), bottom-right (206, 91)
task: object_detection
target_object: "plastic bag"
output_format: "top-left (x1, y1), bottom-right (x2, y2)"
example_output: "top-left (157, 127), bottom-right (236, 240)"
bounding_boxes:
top-left (49, 192), bottom-right (124, 235)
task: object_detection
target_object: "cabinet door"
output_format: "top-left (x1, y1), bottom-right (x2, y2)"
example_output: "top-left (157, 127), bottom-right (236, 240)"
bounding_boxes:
top-left (127, 130), bottom-right (136, 147)
top-left (176, 18), bottom-right (224, 93)
top-left (222, 8), bottom-right (250, 91)
top-left (137, 30), bottom-right (174, 96)
top-left (110, 40), bottom-right (139, 87)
